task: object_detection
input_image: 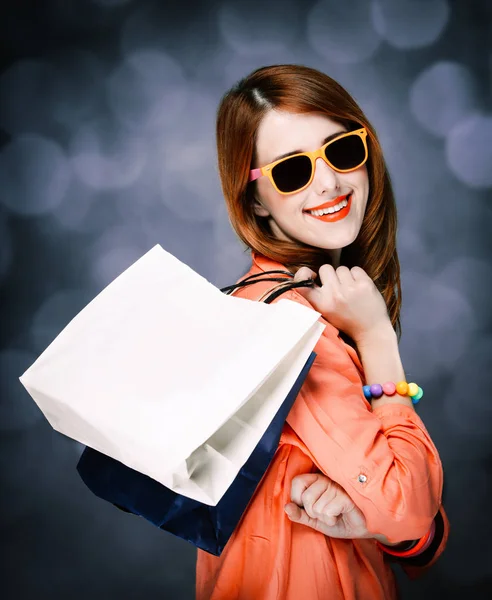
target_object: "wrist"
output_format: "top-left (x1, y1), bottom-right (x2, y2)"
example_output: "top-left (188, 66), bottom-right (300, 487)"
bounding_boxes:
top-left (354, 322), bottom-right (397, 349)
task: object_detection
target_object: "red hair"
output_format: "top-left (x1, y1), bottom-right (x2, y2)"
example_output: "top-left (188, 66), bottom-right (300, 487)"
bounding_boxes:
top-left (216, 64), bottom-right (402, 338)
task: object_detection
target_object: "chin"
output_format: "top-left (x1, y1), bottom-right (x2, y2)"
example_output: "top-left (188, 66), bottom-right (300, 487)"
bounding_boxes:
top-left (309, 233), bottom-right (359, 251)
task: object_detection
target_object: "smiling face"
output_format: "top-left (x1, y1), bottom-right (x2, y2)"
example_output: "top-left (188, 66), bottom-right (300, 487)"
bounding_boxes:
top-left (252, 110), bottom-right (369, 260)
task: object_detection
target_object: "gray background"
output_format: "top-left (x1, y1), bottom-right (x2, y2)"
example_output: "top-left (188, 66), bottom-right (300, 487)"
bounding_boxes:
top-left (1, 0), bottom-right (491, 598)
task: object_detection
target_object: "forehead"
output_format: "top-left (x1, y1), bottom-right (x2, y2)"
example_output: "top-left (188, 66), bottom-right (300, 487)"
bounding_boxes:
top-left (255, 110), bottom-right (345, 164)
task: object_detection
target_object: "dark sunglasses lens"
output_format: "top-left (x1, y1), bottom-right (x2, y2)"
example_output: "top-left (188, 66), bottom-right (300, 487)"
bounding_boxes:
top-left (271, 155), bottom-right (312, 193)
top-left (325, 134), bottom-right (366, 170)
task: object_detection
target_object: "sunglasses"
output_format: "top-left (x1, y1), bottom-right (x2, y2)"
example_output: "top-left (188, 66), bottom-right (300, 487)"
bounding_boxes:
top-left (249, 127), bottom-right (368, 195)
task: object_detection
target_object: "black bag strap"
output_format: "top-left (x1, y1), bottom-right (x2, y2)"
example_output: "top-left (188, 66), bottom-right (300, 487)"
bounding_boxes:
top-left (220, 270), bottom-right (314, 304)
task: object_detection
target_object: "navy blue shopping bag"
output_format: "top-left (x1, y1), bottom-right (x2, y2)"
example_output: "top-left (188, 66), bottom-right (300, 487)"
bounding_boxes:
top-left (76, 351), bottom-right (316, 556)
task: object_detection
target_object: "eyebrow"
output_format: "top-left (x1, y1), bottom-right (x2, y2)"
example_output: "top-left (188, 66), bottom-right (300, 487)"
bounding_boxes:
top-left (269, 130), bottom-right (347, 163)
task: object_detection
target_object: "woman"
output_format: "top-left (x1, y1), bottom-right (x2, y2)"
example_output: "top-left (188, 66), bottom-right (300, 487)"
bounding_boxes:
top-left (197, 64), bottom-right (449, 599)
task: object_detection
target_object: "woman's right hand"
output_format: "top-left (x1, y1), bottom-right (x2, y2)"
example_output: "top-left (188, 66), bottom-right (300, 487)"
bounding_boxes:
top-left (293, 264), bottom-right (391, 344)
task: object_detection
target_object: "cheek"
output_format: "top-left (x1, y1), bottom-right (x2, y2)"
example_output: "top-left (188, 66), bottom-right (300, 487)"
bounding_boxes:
top-left (257, 182), bottom-right (285, 213)
top-left (346, 168), bottom-right (369, 201)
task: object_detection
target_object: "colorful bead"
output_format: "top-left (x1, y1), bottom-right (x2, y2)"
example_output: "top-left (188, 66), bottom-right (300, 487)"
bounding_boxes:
top-left (382, 381), bottom-right (396, 396)
top-left (370, 384), bottom-right (383, 398)
top-left (363, 381), bottom-right (423, 403)
top-left (407, 382), bottom-right (419, 397)
top-left (396, 381), bottom-right (409, 395)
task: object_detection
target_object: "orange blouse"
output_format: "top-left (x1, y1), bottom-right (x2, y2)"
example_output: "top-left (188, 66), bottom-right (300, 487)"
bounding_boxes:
top-left (196, 253), bottom-right (449, 600)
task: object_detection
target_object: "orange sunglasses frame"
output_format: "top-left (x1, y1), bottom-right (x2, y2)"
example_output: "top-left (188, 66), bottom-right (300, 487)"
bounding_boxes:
top-left (249, 127), bottom-right (368, 195)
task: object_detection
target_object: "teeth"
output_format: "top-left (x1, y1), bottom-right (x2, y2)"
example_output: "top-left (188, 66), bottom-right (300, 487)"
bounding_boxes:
top-left (309, 197), bottom-right (349, 216)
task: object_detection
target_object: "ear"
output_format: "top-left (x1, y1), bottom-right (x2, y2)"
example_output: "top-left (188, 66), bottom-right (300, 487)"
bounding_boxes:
top-left (253, 196), bottom-right (270, 218)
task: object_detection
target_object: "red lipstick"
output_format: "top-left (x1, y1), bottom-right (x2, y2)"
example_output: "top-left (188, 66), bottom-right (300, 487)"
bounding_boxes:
top-left (304, 193), bottom-right (352, 223)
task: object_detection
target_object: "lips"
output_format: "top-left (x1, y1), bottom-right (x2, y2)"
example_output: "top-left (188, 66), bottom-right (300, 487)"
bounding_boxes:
top-left (303, 193), bottom-right (351, 213)
top-left (304, 193), bottom-right (352, 223)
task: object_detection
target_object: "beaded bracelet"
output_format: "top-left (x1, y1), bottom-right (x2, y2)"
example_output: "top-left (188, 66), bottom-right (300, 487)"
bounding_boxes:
top-left (362, 381), bottom-right (424, 404)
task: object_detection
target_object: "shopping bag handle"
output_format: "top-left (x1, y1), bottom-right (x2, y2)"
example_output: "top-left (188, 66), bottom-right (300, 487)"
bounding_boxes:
top-left (220, 270), bottom-right (315, 304)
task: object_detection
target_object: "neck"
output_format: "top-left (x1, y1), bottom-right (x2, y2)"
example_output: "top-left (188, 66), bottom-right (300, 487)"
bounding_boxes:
top-left (327, 248), bottom-right (342, 269)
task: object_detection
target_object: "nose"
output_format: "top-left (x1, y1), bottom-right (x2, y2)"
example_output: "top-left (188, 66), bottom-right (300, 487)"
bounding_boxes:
top-left (311, 156), bottom-right (339, 194)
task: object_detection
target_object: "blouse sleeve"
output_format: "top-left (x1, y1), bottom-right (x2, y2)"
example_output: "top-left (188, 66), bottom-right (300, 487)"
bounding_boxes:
top-left (396, 504), bottom-right (450, 579)
top-left (280, 289), bottom-right (445, 544)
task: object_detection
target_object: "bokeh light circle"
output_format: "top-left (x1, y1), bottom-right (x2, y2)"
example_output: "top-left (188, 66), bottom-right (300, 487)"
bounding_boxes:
top-left (307, 0), bottom-right (382, 64)
top-left (218, 0), bottom-right (301, 56)
top-left (446, 114), bottom-right (492, 189)
top-left (107, 50), bottom-right (188, 133)
top-left (69, 118), bottom-right (147, 190)
top-left (444, 335), bottom-right (492, 439)
top-left (437, 256), bottom-right (492, 328)
top-left (0, 135), bottom-right (72, 216)
top-left (88, 225), bottom-right (150, 288)
top-left (410, 62), bottom-right (479, 137)
top-left (400, 271), bottom-right (476, 379)
top-left (372, 0), bottom-right (449, 49)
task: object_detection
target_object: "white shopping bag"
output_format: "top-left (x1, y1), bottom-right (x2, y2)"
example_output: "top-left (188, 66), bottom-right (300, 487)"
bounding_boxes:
top-left (20, 245), bottom-right (324, 505)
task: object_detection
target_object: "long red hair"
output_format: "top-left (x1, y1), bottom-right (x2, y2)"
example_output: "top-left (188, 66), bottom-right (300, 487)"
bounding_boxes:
top-left (216, 64), bottom-right (402, 338)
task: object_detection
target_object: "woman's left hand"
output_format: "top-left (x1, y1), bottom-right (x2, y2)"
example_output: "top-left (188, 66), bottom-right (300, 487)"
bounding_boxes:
top-left (285, 473), bottom-right (376, 540)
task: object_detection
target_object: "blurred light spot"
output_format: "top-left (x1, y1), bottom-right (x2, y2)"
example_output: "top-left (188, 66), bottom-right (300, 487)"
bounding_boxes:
top-left (129, 83), bottom-right (222, 222)
top-left (107, 50), bottom-right (187, 133)
top-left (69, 118), bottom-right (147, 190)
top-left (89, 226), bottom-right (149, 288)
top-left (51, 181), bottom-right (98, 233)
top-left (158, 138), bottom-right (221, 222)
top-left (0, 212), bottom-right (13, 283)
top-left (403, 272), bottom-right (476, 335)
top-left (0, 60), bottom-right (58, 135)
top-left (307, 1), bottom-right (382, 64)
top-left (30, 290), bottom-right (95, 353)
top-left (410, 62), bottom-right (479, 137)
top-left (446, 114), bottom-right (492, 189)
top-left (397, 229), bottom-right (438, 274)
top-left (400, 271), bottom-right (476, 377)
top-left (372, 0), bottom-right (449, 49)
top-left (207, 47), bottom-right (300, 90)
top-left (120, 4), bottom-right (219, 73)
top-left (437, 257), bottom-right (492, 328)
top-left (444, 336), bottom-right (492, 438)
top-left (0, 135), bottom-right (72, 216)
top-left (218, 0), bottom-right (301, 56)
top-left (213, 204), bottom-right (250, 287)
top-left (0, 349), bottom-right (43, 431)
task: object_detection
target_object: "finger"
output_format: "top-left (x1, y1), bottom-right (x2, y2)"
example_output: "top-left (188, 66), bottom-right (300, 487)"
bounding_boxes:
top-left (285, 504), bottom-right (341, 536)
top-left (312, 487), bottom-right (353, 520)
top-left (290, 473), bottom-right (320, 506)
top-left (335, 266), bottom-right (354, 285)
top-left (301, 478), bottom-right (337, 519)
top-left (284, 503), bottom-right (319, 529)
top-left (349, 266), bottom-right (369, 281)
top-left (318, 264), bottom-right (340, 290)
top-left (293, 266), bottom-right (317, 284)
